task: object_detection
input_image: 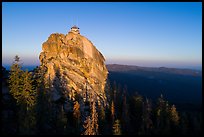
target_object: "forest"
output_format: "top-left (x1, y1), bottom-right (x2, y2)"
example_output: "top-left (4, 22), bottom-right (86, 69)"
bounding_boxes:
top-left (1, 56), bottom-right (202, 135)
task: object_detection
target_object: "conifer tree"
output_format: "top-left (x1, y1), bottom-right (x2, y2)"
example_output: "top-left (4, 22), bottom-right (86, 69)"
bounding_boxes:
top-left (8, 56), bottom-right (37, 134)
top-left (56, 105), bottom-right (67, 134)
top-left (113, 81), bottom-right (117, 103)
top-left (129, 93), bottom-right (143, 133)
top-left (113, 119), bottom-right (121, 135)
top-left (104, 79), bottom-right (112, 106)
top-left (98, 105), bottom-right (106, 134)
top-left (180, 112), bottom-right (189, 135)
top-left (99, 105), bottom-right (105, 121)
top-left (20, 70), bottom-right (37, 134)
top-left (21, 70), bottom-right (36, 110)
top-left (83, 94), bottom-right (99, 135)
top-left (156, 94), bottom-right (166, 128)
top-left (91, 100), bottom-right (99, 135)
top-left (122, 91), bottom-right (128, 120)
top-left (155, 94), bottom-right (171, 134)
top-left (73, 101), bottom-right (81, 129)
top-left (8, 55), bottom-right (24, 104)
top-left (33, 66), bottom-right (53, 133)
top-left (121, 89), bottom-right (130, 134)
top-left (169, 105), bottom-right (179, 125)
top-left (140, 98), bottom-right (153, 135)
top-left (111, 101), bottom-right (115, 123)
top-left (83, 116), bottom-right (92, 135)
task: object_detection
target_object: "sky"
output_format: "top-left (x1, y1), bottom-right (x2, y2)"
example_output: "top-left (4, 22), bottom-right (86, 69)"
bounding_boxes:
top-left (2, 2), bottom-right (202, 70)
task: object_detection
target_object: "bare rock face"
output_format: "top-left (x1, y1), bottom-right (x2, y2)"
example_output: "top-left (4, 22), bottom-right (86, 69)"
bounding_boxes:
top-left (39, 26), bottom-right (108, 106)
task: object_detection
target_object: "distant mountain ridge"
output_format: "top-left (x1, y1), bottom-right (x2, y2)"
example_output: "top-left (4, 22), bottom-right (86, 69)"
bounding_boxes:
top-left (106, 64), bottom-right (202, 76)
top-left (106, 64), bottom-right (202, 105)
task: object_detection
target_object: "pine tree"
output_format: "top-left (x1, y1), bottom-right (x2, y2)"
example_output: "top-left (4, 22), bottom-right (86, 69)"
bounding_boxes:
top-left (113, 119), bottom-right (121, 135)
top-left (113, 81), bottom-right (117, 104)
top-left (83, 116), bottom-right (92, 135)
top-left (73, 101), bottom-right (81, 129)
top-left (99, 105), bottom-right (105, 121)
top-left (91, 100), bottom-right (99, 135)
top-left (104, 79), bottom-right (112, 106)
top-left (20, 70), bottom-right (37, 134)
top-left (155, 94), bottom-right (171, 135)
top-left (8, 55), bottom-right (24, 104)
top-left (122, 91), bottom-right (128, 120)
top-left (33, 66), bottom-right (54, 134)
top-left (121, 89), bottom-right (130, 134)
top-left (83, 95), bottom-right (99, 135)
top-left (140, 98), bottom-right (153, 135)
top-left (129, 92), bottom-right (143, 134)
top-left (111, 101), bottom-right (115, 123)
top-left (180, 112), bottom-right (189, 135)
top-left (98, 105), bottom-right (106, 134)
top-left (170, 105), bottom-right (179, 125)
top-left (21, 70), bottom-right (36, 110)
top-left (8, 56), bottom-right (37, 134)
top-left (9, 56), bottom-right (36, 109)
top-left (56, 105), bottom-right (67, 134)
top-left (156, 94), bottom-right (165, 128)
top-left (33, 66), bottom-right (46, 90)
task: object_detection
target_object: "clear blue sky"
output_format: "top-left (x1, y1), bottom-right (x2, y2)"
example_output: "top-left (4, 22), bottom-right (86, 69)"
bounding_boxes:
top-left (2, 2), bottom-right (202, 70)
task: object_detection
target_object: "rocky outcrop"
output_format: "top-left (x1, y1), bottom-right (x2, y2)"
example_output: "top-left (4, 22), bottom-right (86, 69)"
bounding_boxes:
top-left (39, 26), bottom-right (108, 107)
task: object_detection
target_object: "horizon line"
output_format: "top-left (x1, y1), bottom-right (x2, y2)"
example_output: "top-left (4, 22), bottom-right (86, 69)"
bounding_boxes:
top-left (2, 63), bottom-right (202, 71)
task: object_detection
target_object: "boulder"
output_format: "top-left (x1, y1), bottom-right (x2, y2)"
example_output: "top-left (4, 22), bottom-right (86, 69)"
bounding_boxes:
top-left (39, 26), bottom-right (108, 106)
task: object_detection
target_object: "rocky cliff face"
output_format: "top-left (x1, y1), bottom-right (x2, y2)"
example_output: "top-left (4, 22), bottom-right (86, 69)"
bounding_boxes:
top-left (39, 26), bottom-right (108, 107)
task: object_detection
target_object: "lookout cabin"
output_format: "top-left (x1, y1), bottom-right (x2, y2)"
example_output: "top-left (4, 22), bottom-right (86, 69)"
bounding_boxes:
top-left (70, 25), bottom-right (80, 34)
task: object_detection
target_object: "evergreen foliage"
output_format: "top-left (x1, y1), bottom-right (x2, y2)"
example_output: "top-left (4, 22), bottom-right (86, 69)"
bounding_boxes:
top-left (8, 56), bottom-right (37, 134)
top-left (8, 55), bottom-right (24, 104)
top-left (113, 119), bottom-right (121, 135)
top-left (170, 105), bottom-right (179, 125)
top-left (4, 58), bottom-right (201, 135)
top-left (73, 101), bottom-right (81, 131)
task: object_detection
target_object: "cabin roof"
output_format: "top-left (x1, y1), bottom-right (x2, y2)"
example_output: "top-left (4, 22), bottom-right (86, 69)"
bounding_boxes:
top-left (71, 25), bottom-right (79, 29)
